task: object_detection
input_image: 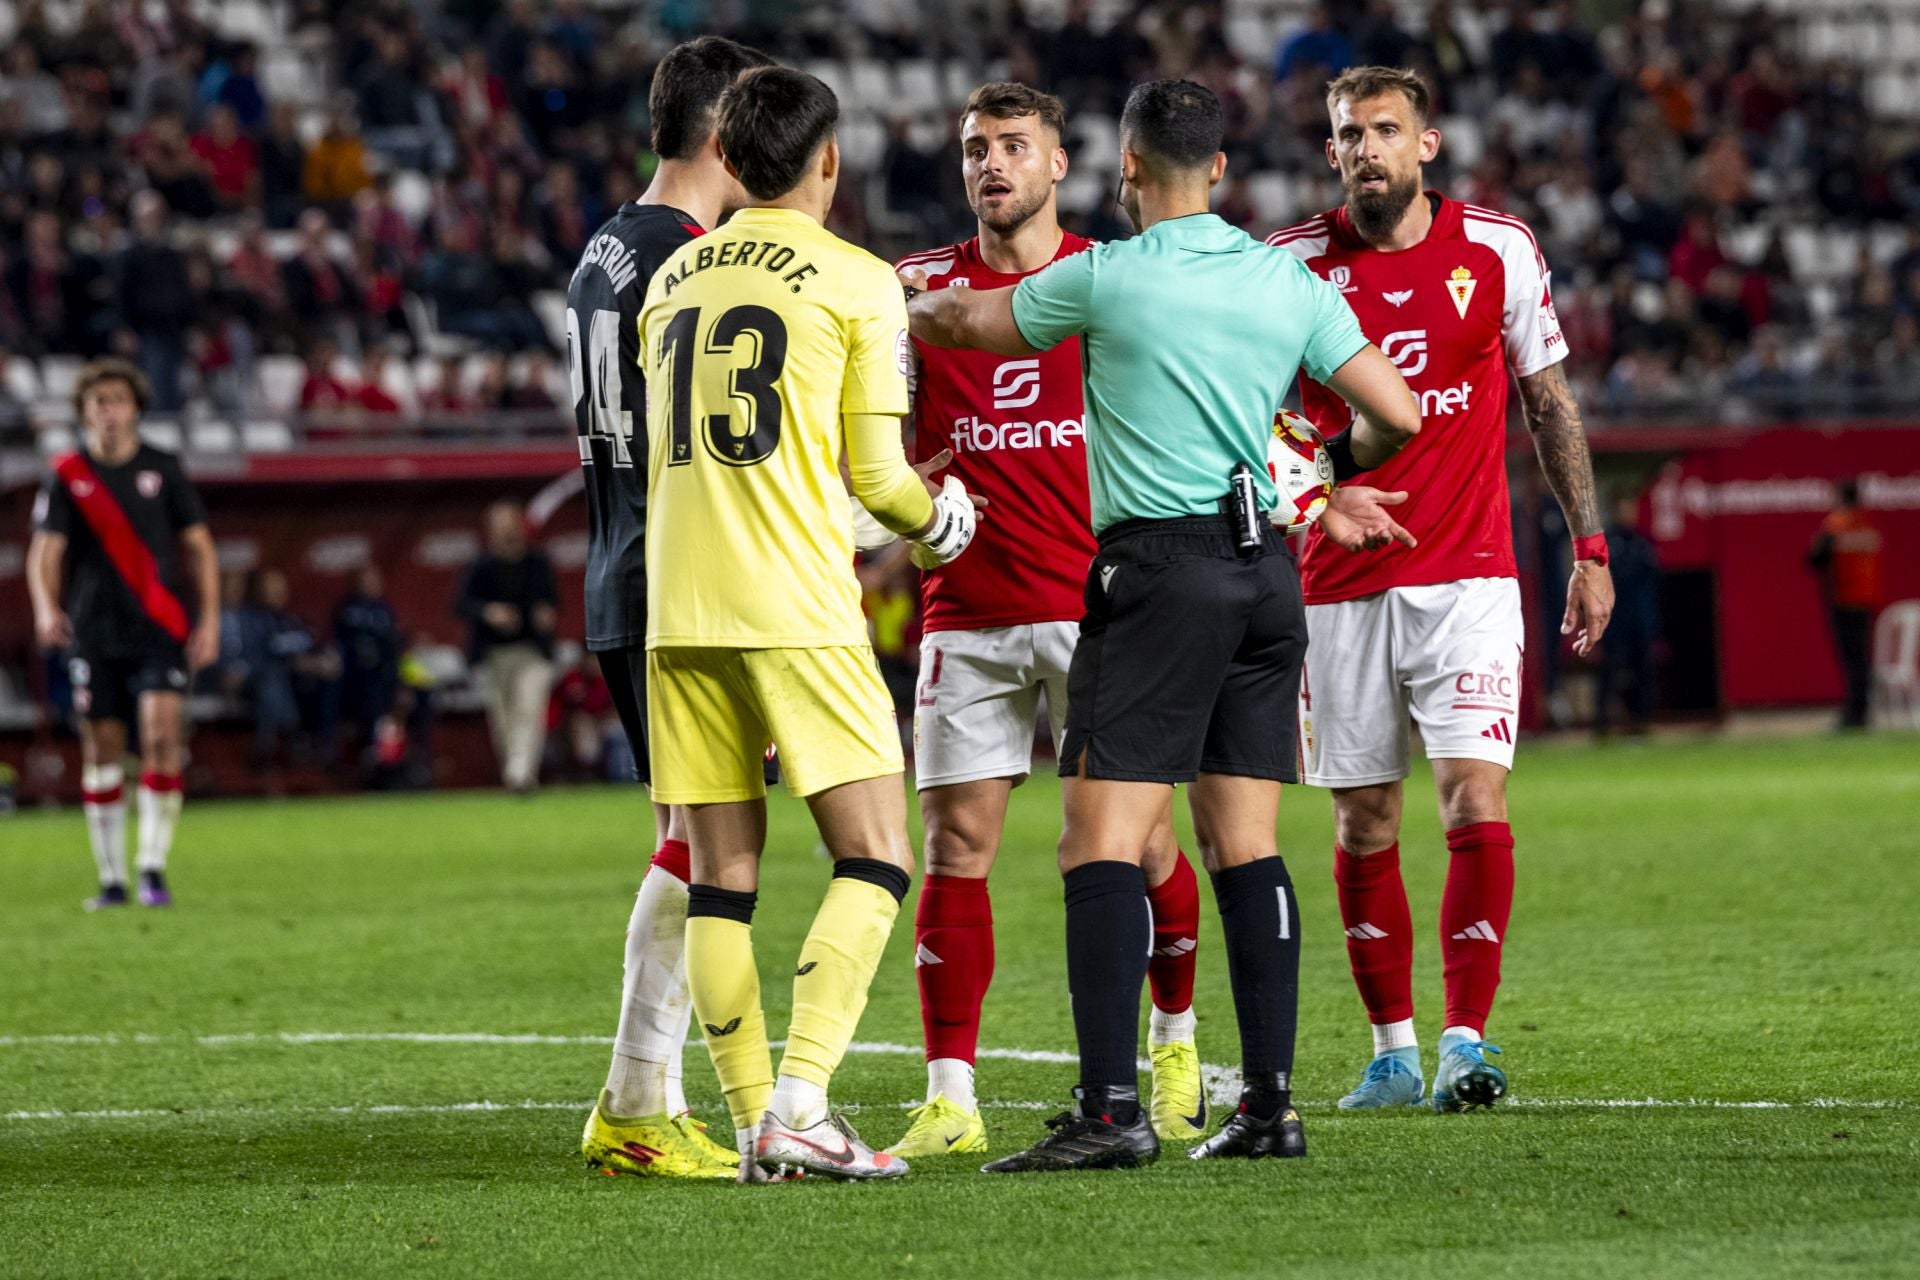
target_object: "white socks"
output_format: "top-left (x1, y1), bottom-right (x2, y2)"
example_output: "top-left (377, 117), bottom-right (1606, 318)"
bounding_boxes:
top-left (604, 862), bottom-right (693, 1118)
top-left (769, 1074), bottom-right (828, 1129)
top-left (927, 1057), bottom-right (976, 1111)
top-left (136, 774), bottom-right (183, 873)
top-left (1440, 1024), bottom-right (1482, 1050)
top-left (1372, 1018), bottom-right (1419, 1056)
top-left (1149, 1005), bottom-right (1197, 1046)
top-left (81, 764), bottom-right (127, 887)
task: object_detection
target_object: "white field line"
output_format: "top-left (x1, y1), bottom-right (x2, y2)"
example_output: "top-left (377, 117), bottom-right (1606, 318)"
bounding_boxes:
top-left (0, 1032), bottom-right (1909, 1115)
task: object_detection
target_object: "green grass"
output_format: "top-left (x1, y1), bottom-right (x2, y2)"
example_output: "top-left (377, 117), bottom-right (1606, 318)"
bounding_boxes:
top-left (3, 735), bottom-right (1918, 1278)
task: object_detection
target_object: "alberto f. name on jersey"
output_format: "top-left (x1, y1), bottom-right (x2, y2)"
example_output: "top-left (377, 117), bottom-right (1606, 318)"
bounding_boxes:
top-left (640, 206), bottom-right (911, 649)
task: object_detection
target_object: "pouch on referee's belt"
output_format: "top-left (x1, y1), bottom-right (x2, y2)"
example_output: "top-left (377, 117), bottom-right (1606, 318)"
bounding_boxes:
top-left (1221, 461), bottom-right (1264, 557)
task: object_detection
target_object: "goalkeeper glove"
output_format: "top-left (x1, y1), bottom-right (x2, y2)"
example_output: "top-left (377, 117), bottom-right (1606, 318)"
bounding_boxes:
top-left (909, 476), bottom-right (977, 569)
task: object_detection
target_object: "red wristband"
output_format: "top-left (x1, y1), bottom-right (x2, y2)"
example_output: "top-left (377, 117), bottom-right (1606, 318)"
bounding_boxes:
top-left (1573, 532), bottom-right (1609, 565)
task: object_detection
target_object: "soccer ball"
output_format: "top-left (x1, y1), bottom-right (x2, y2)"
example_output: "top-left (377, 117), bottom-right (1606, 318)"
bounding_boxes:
top-left (1268, 407), bottom-right (1335, 533)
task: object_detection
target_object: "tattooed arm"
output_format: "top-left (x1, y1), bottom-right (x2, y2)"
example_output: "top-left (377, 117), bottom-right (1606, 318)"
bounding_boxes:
top-left (1516, 362), bottom-right (1614, 656)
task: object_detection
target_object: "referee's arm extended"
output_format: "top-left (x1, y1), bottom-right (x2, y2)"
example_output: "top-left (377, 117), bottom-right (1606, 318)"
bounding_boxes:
top-left (902, 276), bottom-right (1036, 357)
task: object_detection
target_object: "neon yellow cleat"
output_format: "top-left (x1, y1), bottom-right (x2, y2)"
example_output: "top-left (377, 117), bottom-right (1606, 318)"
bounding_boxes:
top-left (1149, 1039), bottom-right (1209, 1142)
top-left (883, 1094), bottom-right (986, 1158)
top-left (582, 1090), bottom-right (739, 1180)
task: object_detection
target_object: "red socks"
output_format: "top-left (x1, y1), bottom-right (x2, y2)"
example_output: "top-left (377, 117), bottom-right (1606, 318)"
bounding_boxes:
top-left (648, 838), bottom-right (691, 883)
top-left (1144, 849), bottom-right (1200, 1014)
top-left (1440, 822), bottom-right (1515, 1031)
top-left (914, 874), bottom-right (994, 1063)
top-left (1333, 843), bottom-right (1415, 1026)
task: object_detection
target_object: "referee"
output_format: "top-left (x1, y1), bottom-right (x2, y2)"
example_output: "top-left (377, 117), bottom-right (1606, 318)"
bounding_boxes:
top-left (907, 79), bottom-right (1421, 1171)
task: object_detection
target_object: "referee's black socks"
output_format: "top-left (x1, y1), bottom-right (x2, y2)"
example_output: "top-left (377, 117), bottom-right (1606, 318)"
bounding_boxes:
top-left (1063, 860), bottom-right (1151, 1125)
top-left (1212, 856), bottom-right (1301, 1115)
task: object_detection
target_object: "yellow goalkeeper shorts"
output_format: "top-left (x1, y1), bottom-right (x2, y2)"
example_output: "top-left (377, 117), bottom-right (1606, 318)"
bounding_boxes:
top-left (647, 645), bottom-right (903, 803)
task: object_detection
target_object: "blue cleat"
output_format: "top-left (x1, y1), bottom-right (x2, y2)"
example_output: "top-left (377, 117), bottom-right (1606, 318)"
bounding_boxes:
top-left (1337, 1047), bottom-right (1425, 1110)
top-left (1430, 1035), bottom-right (1505, 1112)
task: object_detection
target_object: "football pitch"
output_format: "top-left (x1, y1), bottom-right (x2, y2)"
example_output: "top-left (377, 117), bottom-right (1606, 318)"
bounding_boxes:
top-left (3, 734), bottom-right (1917, 1278)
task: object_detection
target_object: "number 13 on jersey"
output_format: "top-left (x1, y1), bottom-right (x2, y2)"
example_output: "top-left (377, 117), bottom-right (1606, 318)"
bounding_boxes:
top-left (654, 304), bottom-right (789, 468)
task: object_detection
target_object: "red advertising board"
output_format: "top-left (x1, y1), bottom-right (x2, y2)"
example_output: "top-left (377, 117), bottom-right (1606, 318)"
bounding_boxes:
top-left (1644, 426), bottom-right (1920, 707)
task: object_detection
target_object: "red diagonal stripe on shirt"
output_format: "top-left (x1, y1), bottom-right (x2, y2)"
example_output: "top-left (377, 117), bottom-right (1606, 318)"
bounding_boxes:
top-left (52, 453), bottom-right (191, 643)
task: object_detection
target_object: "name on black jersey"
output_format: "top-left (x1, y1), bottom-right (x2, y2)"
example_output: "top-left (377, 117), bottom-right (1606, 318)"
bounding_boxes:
top-left (660, 239), bottom-right (820, 296)
top-left (573, 233), bottom-right (640, 294)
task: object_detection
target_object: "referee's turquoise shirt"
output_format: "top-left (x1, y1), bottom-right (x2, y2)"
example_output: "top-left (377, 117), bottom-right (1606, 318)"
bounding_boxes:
top-left (1012, 213), bottom-right (1367, 535)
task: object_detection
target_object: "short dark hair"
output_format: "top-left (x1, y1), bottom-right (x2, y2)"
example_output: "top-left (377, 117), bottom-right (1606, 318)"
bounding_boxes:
top-left (73, 357), bottom-right (152, 418)
top-left (959, 81), bottom-right (1066, 141)
top-left (1325, 65), bottom-right (1433, 126)
top-left (648, 36), bottom-right (773, 162)
top-left (718, 67), bottom-right (839, 201)
top-left (1119, 79), bottom-right (1223, 170)
top-left (1837, 477), bottom-right (1861, 506)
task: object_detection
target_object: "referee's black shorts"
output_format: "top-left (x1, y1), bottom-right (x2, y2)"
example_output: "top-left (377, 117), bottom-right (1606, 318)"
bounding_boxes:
top-left (1057, 515), bottom-right (1307, 785)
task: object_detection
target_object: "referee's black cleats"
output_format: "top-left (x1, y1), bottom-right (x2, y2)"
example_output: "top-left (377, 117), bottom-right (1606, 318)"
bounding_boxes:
top-left (1189, 1103), bottom-right (1307, 1161)
top-left (981, 1088), bottom-right (1160, 1174)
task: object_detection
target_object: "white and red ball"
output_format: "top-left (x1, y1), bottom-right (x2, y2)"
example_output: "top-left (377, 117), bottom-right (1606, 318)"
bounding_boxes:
top-left (1267, 407), bottom-right (1335, 533)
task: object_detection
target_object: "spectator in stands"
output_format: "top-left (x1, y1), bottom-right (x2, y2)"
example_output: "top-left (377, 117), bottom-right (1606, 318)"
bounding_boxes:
top-left (259, 101), bottom-right (309, 229)
top-left (505, 350), bottom-right (560, 411)
top-left (303, 95), bottom-right (373, 215)
top-left (1272, 2), bottom-right (1352, 82)
top-left (352, 237), bottom-right (409, 351)
top-left (115, 190), bottom-right (194, 413)
top-left (1595, 491), bottom-right (1660, 736)
top-left (133, 110), bottom-right (218, 219)
top-left (471, 351), bottom-right (510, 410)
top-left (298, 336), bottom-right (353, 411)
top-left (455, 499), bottom-right (558, 794)
top-left (46, 93), bottom-right (120, 179)
top-left (353, 344), bottom-right (403, 415)
top-left (189, 102), bottom-right (260, 212)
top-left (546, 650), bottom-right (615, 781)
top-left (1354, 0), bottom-right (1417, 70)
top-left (1667, 207), bottom-right (1726, 295)
top-left (7, 211), bottom-right (102, 358)
top-left (282, 208), bottom-right (361, 349)
top-left (534, 160), bottom-right (593, 265)
top-left (442, 43), bottom-right (508, 132)
top-left (334, 565), bottom-right (401, 761)
top-left (1, 41), bottom-right (69, 137)
top-left (420, 354), bottom-right (473, 415)
top-left (421, 221), bottom-right (546, 351)
top-left (207, 43), bottom-right (266, 131)
top-left (515, 40), bottom-right (590, 154)
top-left (1728, 327), bottom-right (1800, 405)
top-left (352, 174), bottom-right (421, 266)
top-left (1807, 479), bottom-right (1884, 730)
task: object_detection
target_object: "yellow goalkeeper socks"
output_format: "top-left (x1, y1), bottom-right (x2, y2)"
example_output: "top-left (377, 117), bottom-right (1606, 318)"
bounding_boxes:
top-left (685, 887), bottom-right (772, 1136)
top-left (777, 860), bottom-right (910, 1097)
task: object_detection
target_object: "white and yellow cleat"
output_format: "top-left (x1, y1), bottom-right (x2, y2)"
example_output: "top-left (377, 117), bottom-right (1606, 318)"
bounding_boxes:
top-left (1149, 1039), bottom-right (1210, 1142)
top-left (582, 1091), bottom-right (740, 1180)
top-left (884, 1094), bottom-right (987, 1158)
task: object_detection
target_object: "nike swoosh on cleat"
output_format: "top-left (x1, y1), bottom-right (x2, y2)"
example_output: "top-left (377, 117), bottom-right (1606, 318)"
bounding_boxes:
top-left (795, 961), bottom-right (817, 976)
top-left (944, 1130), bottom-right (968, 1148)
top-left (1182, 1104), bottom-right (1206, 1129)
top-left (778, 1133), bottom-right (856, 1165)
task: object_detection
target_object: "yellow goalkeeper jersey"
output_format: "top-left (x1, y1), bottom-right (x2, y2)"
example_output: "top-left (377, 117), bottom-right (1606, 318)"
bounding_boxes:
top-left (642, 207), bottom-right (919, 648)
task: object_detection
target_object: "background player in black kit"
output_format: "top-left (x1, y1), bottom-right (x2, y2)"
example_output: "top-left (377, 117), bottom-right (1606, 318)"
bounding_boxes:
top-left (569, 36), bottom-right (775, 1180)
top-left (27, 359), bottom-right (219, 910)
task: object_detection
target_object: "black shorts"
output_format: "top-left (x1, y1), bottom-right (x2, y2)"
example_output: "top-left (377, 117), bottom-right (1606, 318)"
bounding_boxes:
top-left (1058, 516), bottom-right (1306, 785)
top-left (600, 644), bottom-right (652, 785)
top-left (70, 646), bottom-right (189, 724)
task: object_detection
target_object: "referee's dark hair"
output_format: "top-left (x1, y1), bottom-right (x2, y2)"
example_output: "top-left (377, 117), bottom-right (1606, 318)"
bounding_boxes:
top-left (648, 36), bottom-right (773, 162)
top-left (718, 67), bottom-right (840, 201)
top-left (1119, 79), bottom-right (1224, 171)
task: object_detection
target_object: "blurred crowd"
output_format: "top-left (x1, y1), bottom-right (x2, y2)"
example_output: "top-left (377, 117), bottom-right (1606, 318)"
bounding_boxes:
top-left (1, 0), bottom-right (1918, 433)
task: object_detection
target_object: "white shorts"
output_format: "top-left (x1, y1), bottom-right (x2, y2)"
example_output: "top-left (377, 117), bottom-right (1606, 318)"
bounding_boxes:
top-left (913, 622), bottom-right (1078, 789)
top-left (1299, 578), bottom-right (1523, 787)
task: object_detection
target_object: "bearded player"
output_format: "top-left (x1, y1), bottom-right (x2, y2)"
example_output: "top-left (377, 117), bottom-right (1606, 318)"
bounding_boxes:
top-left (1267, 66), bottom-right (1613, 1111)
top-left (569, 36), bottom-right (774, 1180)
top-left (884, 83), bottom-right (1210, 1158)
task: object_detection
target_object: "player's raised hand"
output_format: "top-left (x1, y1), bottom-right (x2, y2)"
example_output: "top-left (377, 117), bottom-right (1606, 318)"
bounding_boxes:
top-left (1563, 560), bottom-right (1614, 657)
top-left (1320, 486), bottom-right (1417, 554)
top-left (34, 608), bottom-right (74, 651)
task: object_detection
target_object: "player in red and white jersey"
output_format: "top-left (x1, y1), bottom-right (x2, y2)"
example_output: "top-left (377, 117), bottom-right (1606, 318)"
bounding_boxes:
top-left (1267, 67), bottom-right (1614, 1112)
top-left (883, 82), bottom-right (1208, 1158)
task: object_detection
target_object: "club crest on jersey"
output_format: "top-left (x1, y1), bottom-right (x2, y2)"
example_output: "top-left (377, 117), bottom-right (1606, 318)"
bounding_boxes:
top-left (1447, 267), bottom-right (1477, 318)
top-left (1329, 265), bottom-right (1356, 294)
top-left (137, 470), bottom-right (163, 499)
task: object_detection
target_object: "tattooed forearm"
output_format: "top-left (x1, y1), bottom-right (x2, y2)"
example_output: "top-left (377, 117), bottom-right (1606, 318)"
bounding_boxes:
top-left (1517, 362), bottom-right (1602, 536)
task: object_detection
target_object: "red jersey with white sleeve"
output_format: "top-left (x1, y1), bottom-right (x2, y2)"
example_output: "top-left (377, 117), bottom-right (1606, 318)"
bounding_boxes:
top-left (1268, 194), bottom-right (1565, 605)
top-left (897, 232), bottom-right (1096, 632)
